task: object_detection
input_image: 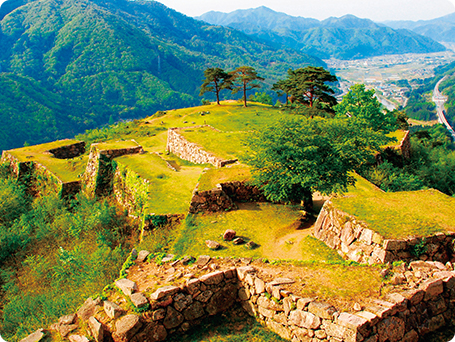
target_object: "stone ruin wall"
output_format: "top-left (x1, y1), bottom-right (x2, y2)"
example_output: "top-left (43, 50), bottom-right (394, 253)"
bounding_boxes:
top-left (314, 200), bottom-right (455, 265)
top-left (166, 127), bottom-right (237, 168)
top-left (398, 131), bottom-right (411, 160)
top-left (35, 258), bottom-right (455, 342)
top-left (1, 151), bottom-right (81, 199)
top-left (46, 141), bottom-right (86, 159)
top-left (189, 181), bottom-right (268, 214)
top-left (83, 144), bottom-right (144, 198)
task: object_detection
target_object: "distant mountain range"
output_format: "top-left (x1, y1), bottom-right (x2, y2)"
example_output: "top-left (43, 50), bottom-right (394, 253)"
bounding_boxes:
top-left (385, 12), bottom-right (455, 44)
top-left (196, 6), bottom-right (447, 60)
top-left (0, 0), bottom-right (322, 150)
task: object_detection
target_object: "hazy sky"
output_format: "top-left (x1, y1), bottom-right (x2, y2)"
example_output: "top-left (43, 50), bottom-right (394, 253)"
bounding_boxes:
top-left (0, 0), bottom-right (455, 21)
top-left (157, 0), bottom-right (455, 22)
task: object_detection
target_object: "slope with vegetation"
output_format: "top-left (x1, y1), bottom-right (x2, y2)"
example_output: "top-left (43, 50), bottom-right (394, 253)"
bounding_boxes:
top-left (2, 70), bottom-right (455, 340)
top-left (0, 0), bottom-right (322, 151)
top-left (197, 6), bottom-right (446, 60)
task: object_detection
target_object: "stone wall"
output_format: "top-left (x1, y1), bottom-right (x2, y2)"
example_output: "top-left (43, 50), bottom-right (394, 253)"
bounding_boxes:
top-left (1, 151), bottom-right (81, 199)
top-left (166, 127), bottom-right (237, 168)
top-left (47, 141), bottom-right (86, 159)
top-left (398, 131), bottom-right (411, 160)
top-left (189, 181), bottom-right (268, 214)
top-left (36, 258), bottom-right (455, 342)
top-left (84, 144), bottom-right (144, 198)
top-left (314, 200), bottom-right (455, 264)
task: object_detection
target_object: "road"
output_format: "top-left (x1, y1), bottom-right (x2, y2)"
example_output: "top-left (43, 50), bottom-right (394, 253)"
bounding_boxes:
top-left (432, 76), bottom-right (455, 140)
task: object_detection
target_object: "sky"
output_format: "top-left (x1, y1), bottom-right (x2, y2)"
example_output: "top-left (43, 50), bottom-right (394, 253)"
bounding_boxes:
top-left (156, 0), bottom-right (455, 22)
top-left (0, 0), bottom-right (455, 21)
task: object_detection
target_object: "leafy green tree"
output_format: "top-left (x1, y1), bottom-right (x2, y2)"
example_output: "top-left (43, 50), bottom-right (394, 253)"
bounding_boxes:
top-left (199, 68), bottom-right (233, 105)
top-left (335, 84), bottom-right (397, 132)
top-left (273, 67), bottom-right (338, 112)
top-left (245, 117), bottom-right (391, 210)
top-left (248, 92), bottom-right (273, 105)
top-left (230, 66), bottom-right (264, 107)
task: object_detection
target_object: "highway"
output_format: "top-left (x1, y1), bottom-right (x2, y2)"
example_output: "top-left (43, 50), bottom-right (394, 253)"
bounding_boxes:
top-left (432, 76), bottom-right (455, 140)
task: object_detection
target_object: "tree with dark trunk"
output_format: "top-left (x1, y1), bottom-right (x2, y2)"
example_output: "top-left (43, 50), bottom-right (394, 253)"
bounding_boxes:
top-left (199, 68), bottom-right (233, 105)
top-left (273, 66), bottom-right (338, 113)
top-left (230, 66), bottom-right (264, 107)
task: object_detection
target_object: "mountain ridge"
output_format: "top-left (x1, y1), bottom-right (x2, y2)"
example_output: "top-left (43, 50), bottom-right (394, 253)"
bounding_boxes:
top-left (0, 0), bottom-right (322, 151)
top-left (196, 6), bottom-right (446, 60)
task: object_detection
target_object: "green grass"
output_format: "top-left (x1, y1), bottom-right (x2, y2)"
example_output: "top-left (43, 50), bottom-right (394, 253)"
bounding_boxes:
top-left (95, 139), bottom-right (140, 151)
top-left (197, 165), bottom-right (252, 191)
top-left (384, 129), bottom-right (407, 148)
top-left (116, 153), bottom-right (204, 215)
top-left (299, 236), bottom-right (344, 263)
top-left (333, 182), bottom-right (455, 238)
top-left (8, 140), bottom-right (87, 182)
top-left (141, 102), bottom-right (283, 132)
top-left (179, 127), bottom-right (247, 161)
top-left (171, 203), bottom-right (343, 261)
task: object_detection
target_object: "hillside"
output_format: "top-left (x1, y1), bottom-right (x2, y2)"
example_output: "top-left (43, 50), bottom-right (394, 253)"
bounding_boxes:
top-left (385, 12), bottom-right (455, 44)
top-left (0, 0), bottom-right (322, 151)
top-left (3, 101), bottom-right (455, 341)
top-left (196, 7), bottom-right (446, 60)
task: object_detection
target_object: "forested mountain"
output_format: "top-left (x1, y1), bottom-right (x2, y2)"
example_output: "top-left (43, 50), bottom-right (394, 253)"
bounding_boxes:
top-left (196, 7), bottom-right (446, 60)
top-left (385, 12), bottom-right (455, 43)
top-left (0, 0), bottom-right (322, 151)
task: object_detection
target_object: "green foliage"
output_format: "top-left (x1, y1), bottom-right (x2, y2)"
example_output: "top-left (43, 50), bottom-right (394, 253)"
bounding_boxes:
top-left (411, 238), bottom-right (427, 257)
top-left (244, 117), bottom-right (391, 204)
top-left (230, 66), bottom-right (264, 107)
top-left (0, 191), bottom-right (129, 340)
top-left (248, 92), bottom-right (273, 105)
top-left (0, 0), bottom-right (322, 151)
top-left (335, 84), bottom-right (397, 132)
top-left (200, 68), bottom-right (233, 105)
top-left (362, 162), bottom-right (424, 192)
top-left (273, 67), bottom-right (338, 113)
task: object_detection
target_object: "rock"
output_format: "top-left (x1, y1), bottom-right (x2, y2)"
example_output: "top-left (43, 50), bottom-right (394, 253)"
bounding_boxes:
top-left (233, 237), bottom-right (245, 245)
top-left (104, 300), bottom-right (124, 319)
top-left (115, 315), bottom-right (143, 340)
top-left (269, 278), bottom-right (295, 286)
top-left (254, 277), bottom-right (265, 294)
top-left (115, 278), bottom-right (138, 296)
top-left (137, 250), bottom-right (150, 263)
top-left (308, 301), bottom-right (336, 319)
top-left (245, 241), bottom-right (257, 249)
top-left (223, 229), bottom-right (236, 241)
top-left (195, 290), bottom-right (213, 303)
top-left (377, 316), bottom-right (405, 342)
top-left (391, 274), bottom-right (406, 285)
top-left (163, 306), bottom-right (184, 329)
top-left (59, 324), bottom-right (78, 337)
top-left (289, 310), bottom-right (321, 329)
top-left (206, 240), bottom-right (220, 250)
top-left (77, 297), bottom-right (102, 321)
top-left (200, 271), bottom-right (225, 285)
top-left (236, 266), bottom-right (256, 280)
top-left (152, 308), bottom-right (166, 321)
top-left (181, 256), bottom-right (194, 265)
top-left (183, 301), bottom-right (205, 320)
top-left (19, 329), bottom-right (46, 342)
top-left (196, 255), bottom-right (211, 267)
top-left (88, 317), bottom-right (104, 342)
top-left (161, 254), bottom-right (175, 263)
top-left (150, 285), bottom-right (180, 300)
top-left (353, 303), bottom-right (362, 311)
top-left (59, 314), bottom-right (76, 325)
top-left (68, 336), bottom-right (90, 342)
top-left (130, 292), bottom-right (149, 308)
